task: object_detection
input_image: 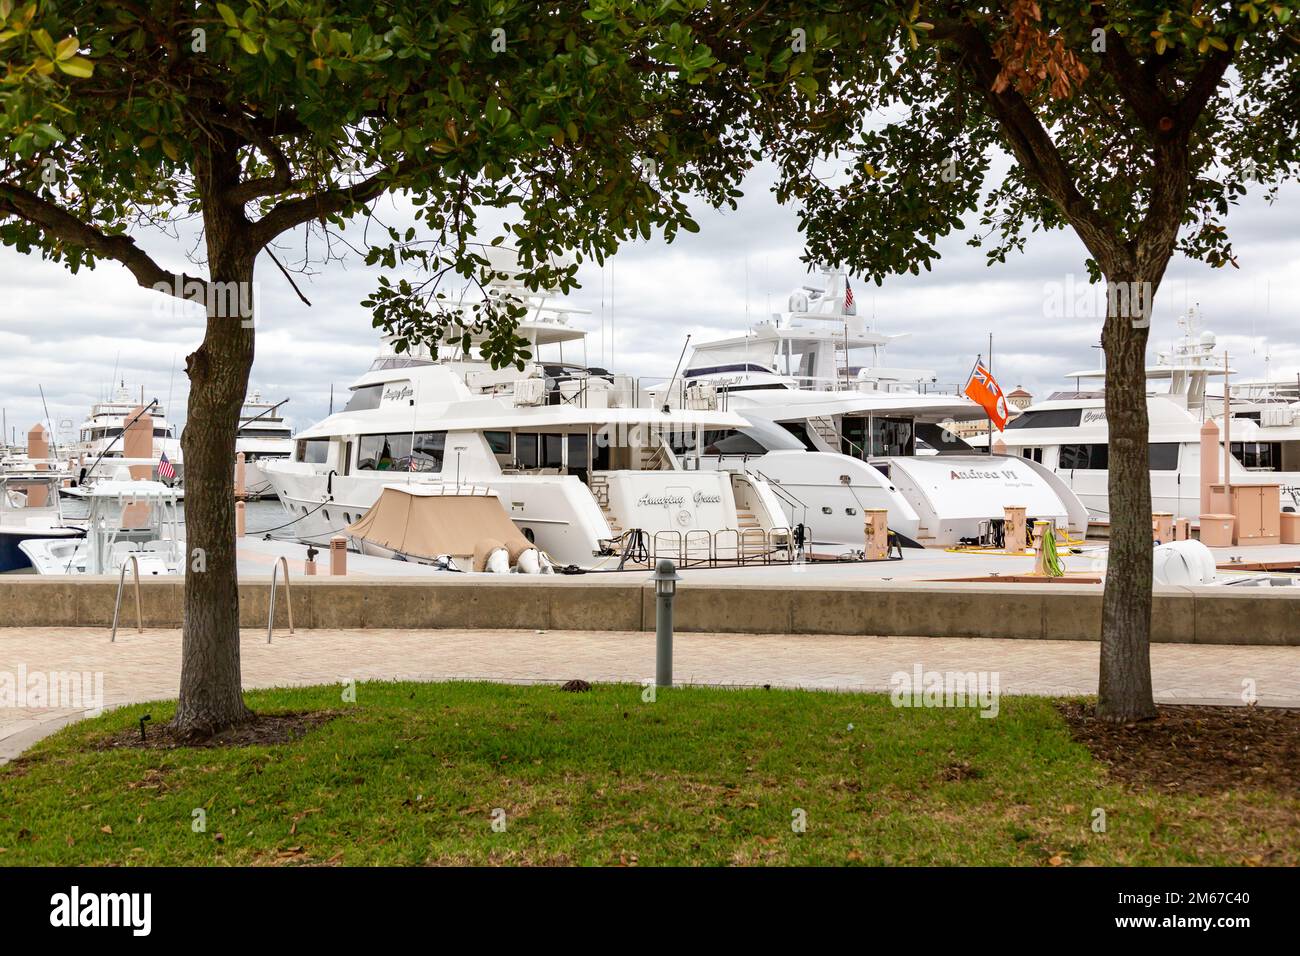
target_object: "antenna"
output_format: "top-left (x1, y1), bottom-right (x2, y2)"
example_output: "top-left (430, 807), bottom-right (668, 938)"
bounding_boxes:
top-left (662, 335), bottom-right (692, 413)
top-left (38, 385), bottom-right (61, 462)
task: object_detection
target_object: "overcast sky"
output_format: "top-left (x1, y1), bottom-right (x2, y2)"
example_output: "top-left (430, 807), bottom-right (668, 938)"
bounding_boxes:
top-left (2, 161), bottom-right (1296, 448)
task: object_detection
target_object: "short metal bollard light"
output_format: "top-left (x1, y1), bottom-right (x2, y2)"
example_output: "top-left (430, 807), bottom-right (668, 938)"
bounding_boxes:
top-left (653, 559), bottom-right (681, 687)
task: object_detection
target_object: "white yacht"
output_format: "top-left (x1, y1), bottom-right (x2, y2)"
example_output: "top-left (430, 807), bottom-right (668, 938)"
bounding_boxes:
top-left (236, 390), bottom-right (294, 499)
top-left (263, 260), bottom-right (792, 569)
top-left (19, 480), bottom-right (184, 576)
top-left (977, 318), bottom-right (1300, 524)
top-left (70, 382), bottom-right (184, 490)
top-left (0, 472), bottom-right (84, 572)
top-left (664, 267), bottom-right (1089, 551)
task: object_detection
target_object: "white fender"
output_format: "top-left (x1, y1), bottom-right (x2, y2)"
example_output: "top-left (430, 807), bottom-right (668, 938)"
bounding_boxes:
top-left (484, 548), bottom-right (510, 574)
top-left (515, 548), bottom-right (541, 574)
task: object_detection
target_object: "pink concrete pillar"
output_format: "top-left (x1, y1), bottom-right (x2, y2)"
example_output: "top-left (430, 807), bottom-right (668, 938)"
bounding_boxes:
top-left (235, 500), bottom-right (246, 538)
top-left (1199, 419), bottom-right (1219, 518)
top-left (26, 424), bottom-right (49, 506)
top-left (235, 451), bottom-right (246, 498)
top-left (330, 536), bottom-right (348, 576)
top-left (123, 405), bottom-right (154, 481)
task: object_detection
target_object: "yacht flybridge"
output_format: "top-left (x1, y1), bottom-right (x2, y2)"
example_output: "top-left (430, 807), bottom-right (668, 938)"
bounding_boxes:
top-left (74, 381), bottom-right (183, 468)
top-left (264, 257), bottom-right (793, 569)
top-left (978, 314), bottom-right (1300, 523)
top-left (658, 267), bottom-right (1089, 551)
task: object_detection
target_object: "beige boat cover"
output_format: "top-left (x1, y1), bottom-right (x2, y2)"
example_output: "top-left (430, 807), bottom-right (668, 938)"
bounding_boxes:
top-left (346, 488), bottom-right (530, 561)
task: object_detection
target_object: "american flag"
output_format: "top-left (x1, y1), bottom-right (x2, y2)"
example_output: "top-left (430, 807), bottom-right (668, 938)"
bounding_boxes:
top-left (157, 452), bottom-right (176, 481)
top-left (843, 279), bottom-right (856, 315)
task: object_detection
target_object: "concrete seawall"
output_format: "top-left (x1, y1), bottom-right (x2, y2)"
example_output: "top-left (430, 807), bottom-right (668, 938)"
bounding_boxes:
top-left (0, 576), bottom-right (1295, 645)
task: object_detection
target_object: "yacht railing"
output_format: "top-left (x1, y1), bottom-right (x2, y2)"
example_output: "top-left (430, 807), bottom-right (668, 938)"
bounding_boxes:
top-left (111, 555), bottom-right (142, 643)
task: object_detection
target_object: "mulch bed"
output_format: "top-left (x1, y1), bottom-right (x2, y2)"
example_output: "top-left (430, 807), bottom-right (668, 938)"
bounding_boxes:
top-left (94, 711), bottom-right (341, 752)
top-left (1059, 702), bottom-right (1300, 795)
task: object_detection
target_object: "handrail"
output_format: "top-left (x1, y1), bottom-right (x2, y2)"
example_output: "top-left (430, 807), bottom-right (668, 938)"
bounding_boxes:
top-left (111, 554), bottom-right (142, 642)
top-left (267, 555), bottom-right (294, 643)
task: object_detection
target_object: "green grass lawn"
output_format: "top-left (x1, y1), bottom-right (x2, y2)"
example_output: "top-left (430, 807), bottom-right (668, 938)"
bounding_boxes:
top-left (1, 682), bottom-right (1294, 865)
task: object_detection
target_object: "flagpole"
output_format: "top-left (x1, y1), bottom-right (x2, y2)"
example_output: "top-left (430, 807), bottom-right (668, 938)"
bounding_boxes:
top-left (986, 333), bottom-right (993, 454)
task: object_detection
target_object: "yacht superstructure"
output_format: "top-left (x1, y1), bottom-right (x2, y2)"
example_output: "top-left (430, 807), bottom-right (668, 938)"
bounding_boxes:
top-left (236, 390), bottom-right (293, 499)
top-left (980, 316), bottom-right (1300, 523)
top-left (75, 382), bottom-right (183, 466)
top-left (264, 259), bottom-right (792, 568)
top-left (664, 267), bottom-right (1089, 550)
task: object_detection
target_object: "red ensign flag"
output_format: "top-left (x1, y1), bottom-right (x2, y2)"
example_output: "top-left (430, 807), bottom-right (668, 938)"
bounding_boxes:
top-left (963, 360), bottom-right (1010, 431)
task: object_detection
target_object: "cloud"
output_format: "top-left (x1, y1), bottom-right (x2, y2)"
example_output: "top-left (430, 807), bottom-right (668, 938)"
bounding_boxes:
top-left (1, 170), bottom-right (1297, 450)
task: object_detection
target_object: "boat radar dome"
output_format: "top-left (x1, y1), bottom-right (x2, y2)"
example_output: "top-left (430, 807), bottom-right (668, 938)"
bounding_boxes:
top-left (1200, 330), bottom-right (1216, 349)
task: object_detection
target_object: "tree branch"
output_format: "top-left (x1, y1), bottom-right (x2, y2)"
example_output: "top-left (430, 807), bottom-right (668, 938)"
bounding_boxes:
top-left (0, 184), bottom-right (205, 295)
top-left (248, 157), bottom-right (432, 249)
top-left (937, 22), bottom-right (1127, 272)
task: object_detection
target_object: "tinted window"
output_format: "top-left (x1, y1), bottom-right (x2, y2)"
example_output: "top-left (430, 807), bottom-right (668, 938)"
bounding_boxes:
top-left (296, 439), bottom-right (330, 464)
top-left (357, 432), bottom-right (445, 472)
top-left (1148, 443), bottom-right (1179, 471)
top-left (1060, 443), bottom-right (1107, 469)
top-left (702, 429), bottom-right (767, 456)
top-left (344, 385), bottom-right (384, 412)
top-left (516, 433), bottom-right (539, 468)
top-left (1007, 408), bottom-right (1082, 429)
top-left (485, 431), bottom-right (511, 455)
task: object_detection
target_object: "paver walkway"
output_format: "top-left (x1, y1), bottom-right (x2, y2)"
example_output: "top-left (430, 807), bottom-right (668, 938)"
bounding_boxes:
top-left (2, 626), bottom-right (1297, 762)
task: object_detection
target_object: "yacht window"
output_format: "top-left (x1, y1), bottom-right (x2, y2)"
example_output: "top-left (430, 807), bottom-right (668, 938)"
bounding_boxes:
top-left (1021, 447), bottom-right (1044, 463)
top-left (296, 439), bottom-right (330, 464)
top-left (344, 385), bottom-right (384, 412)
top-left (779, 422), bottom-right (818, 451)
top-left (516, 433), bottom-right (539, 468)
top-left (357, 432), bottom-right (446, 472)
top-left (1060, 443), bottom-right (1106, 470)
top-left (568, 434), bottom-right (589, 481)
top-left (1149, 443), bottom-right (1180, 471)
top-left (485, 431), bottom-right (512, 455)
top-left (411, 432), bottom-right (446, 472)
top-left (152, 427), bottom-right (170, 438)
top-left (702, 430), bottom-right (767, 456)
top-left (914, 422), bottom-right (972, 453)
top-left (543, 433), bottom-right (564, 469)
top-left (1006, 408), bottom-right (1082, 429)
top-left (1230, 441), bottom-right (1280, 471)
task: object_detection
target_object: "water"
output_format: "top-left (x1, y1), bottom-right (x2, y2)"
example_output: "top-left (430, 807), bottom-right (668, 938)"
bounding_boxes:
top-left (58, 495), bottom-right (290, 536)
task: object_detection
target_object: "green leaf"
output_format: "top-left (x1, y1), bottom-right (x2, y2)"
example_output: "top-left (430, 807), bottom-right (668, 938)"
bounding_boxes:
top-left (54, 55), bottom-right (93, 77)
top-left (216, 3), bottom-right (239, 28)
top-left (238, 32), bottom-right (260, 55)
top-left (32, 28), bottom-right (55, 57)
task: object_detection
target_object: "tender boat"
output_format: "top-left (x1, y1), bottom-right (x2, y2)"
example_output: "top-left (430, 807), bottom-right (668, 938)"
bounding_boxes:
top-left (0, 472), bottom-right (84, 573)
top-left (19, 480), bottom-right (184, 576)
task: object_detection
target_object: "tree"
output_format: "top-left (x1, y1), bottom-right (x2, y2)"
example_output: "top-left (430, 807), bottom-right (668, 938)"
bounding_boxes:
top-left (0, 0), bottom-right (850, 736)
top-left (772, 0), bottom-right (1299, 720)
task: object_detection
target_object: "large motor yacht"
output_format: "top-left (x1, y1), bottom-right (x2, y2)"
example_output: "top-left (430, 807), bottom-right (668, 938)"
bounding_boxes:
top-left (662, 267), bottom-right (1089, 551)
top-left (263, 258), bottom-right (792, 569)
top-left (975, 313), bottom-right (1300, 524)
top-left (236, 390), bottom-right (294, 499)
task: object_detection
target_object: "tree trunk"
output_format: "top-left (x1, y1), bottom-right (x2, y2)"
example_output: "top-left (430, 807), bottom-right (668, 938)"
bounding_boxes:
top-left (170, 212), bottom-right (257, 738)
top-left (1096, 272), bottom-right (1158, 723)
